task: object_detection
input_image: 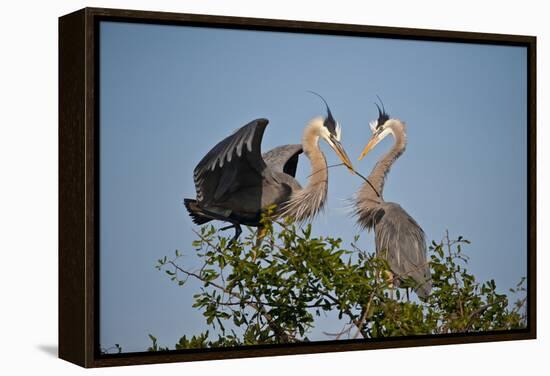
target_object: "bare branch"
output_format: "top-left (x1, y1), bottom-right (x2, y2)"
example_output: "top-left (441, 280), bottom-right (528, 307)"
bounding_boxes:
top-left (167, 261), bottom-right (293, 342)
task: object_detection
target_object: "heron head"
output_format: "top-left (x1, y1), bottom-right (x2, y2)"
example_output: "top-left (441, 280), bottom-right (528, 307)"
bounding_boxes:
top-left (359, 98), bottom-right (393, 160)
top-left (308, 91), bottom-right (353, 171)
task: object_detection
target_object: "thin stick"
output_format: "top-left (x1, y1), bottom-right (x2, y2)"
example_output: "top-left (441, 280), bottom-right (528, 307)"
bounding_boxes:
top-left (307, 162), bottom-right (381, 198)
top-left (352, 169), bottom-right (381, 198)
top-left (306, 163), bottom-right (345, 178)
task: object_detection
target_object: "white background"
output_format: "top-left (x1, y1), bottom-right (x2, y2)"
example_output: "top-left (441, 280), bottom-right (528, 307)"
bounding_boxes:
top-left (0, 0), bottom-right (547, 374)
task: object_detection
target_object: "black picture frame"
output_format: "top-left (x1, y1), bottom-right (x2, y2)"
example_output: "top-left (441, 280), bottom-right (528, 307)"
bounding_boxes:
top-left (59, 7), bottom-right (537, 368)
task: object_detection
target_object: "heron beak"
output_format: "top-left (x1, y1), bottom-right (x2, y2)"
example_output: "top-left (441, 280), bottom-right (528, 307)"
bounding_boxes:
top-left (358, 135), bottom-right (380, 161)
top-left (331, 140), bottom-right (354, 172)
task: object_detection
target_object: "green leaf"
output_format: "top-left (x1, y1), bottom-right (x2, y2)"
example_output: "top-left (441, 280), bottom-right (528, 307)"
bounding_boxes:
top-left (152, 219), bottom-right (526, 347)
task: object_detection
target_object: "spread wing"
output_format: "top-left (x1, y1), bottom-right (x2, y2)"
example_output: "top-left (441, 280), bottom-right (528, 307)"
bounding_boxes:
top-left (193, 118), bottom-right (269, 205)
top-left (262, 144), bottom-right (303, 177)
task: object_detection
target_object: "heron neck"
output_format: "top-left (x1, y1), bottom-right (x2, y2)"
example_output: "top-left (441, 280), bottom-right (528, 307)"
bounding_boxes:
top-left (303, 132), bottom-right (329, 190)
top-left (279, 122), bottom-right (328, 222)
top-left (363, 121), bottom-right (407, 201)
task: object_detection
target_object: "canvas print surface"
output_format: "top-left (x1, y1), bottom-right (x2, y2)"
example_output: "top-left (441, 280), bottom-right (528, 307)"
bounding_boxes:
top-left (98, 20), bottom-right (528, 354)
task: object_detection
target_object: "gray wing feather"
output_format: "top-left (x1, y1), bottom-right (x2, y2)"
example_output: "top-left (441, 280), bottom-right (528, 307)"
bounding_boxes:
top-left (193, 118), bottom-right (269, 205)
top-left (262, 144), bottom-right (303, 177)
top-left (374, 203), bottom-right (432, 298)
top-left (355, 205), bottom-right (385, 231)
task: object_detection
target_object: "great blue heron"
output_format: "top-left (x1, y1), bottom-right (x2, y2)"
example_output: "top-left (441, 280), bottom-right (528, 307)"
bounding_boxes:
top-left (353, 101), bottom-right (431, 299)
top-left (184, 94), bottom-right (354, 243)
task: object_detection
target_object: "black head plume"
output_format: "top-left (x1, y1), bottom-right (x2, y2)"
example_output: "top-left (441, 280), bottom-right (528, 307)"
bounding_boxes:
top-left (374, 95), bottom-right (389, 129)
top-left (308, 90), bottom-right (338, 136)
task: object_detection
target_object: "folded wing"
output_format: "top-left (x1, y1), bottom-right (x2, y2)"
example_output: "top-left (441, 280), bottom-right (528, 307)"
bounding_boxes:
top-left (262, 144), bottom-right (303, 178)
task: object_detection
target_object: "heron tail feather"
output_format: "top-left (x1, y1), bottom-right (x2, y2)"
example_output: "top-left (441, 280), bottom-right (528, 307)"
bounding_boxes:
top-left (184, 198), bottom-right (212, 225)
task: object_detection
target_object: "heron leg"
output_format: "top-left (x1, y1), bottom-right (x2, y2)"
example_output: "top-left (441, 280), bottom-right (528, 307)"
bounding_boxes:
top-left (252, 226), bottom-right (267, 262)
top-left (218, 222), bottom-right (242, 246)
top-left (383, 270), bottom-right (396, 300)
top-left (255, 226), bottom-right (267, 246)
top-left (384, 270), bottom-right (395, 288)
top-left (231, 224), bottom-right (242, 245)
top-left (195, 207), bottom-right (243, 246)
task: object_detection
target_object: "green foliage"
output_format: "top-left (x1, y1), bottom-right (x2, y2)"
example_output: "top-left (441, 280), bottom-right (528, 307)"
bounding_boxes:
top-left (100, 344), bottom-right (122, 354)
top-left (147, 334), bottom-right (169, 352)
top-left (150, 213), bottom-right (527, 350)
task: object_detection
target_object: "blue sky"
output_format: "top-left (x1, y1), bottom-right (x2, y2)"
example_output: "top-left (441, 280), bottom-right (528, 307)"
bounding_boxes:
top-left (99, 21), bottom-right (527, 352)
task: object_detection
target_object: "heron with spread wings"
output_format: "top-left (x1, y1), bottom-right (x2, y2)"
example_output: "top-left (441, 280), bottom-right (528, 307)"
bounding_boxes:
top-left (184, 94), bottom-right (354, 243)
top-left (353, 101), bottom-right (432, 299)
